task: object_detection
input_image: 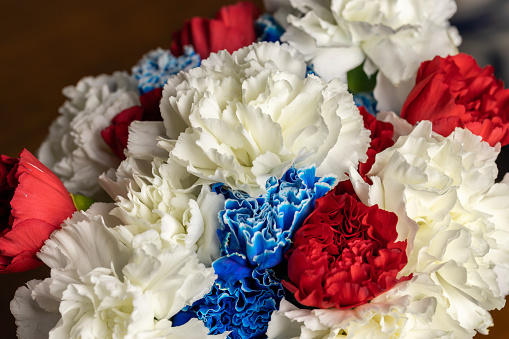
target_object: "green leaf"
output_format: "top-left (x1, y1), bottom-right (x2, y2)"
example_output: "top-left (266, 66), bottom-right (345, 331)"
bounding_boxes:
top-left (71, 194), bottom-right (95, 211)
top-left (347, 63), bottom-right (377, 94)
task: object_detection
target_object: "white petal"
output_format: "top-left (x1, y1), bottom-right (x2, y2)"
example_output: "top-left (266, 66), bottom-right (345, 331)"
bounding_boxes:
top-left (10, 280), bottom-right (60, 339)
top-left (38, 203), bottom-right (129, 276)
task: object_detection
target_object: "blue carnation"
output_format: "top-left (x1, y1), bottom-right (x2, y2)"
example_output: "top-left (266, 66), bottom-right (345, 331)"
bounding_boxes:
top-left (216, 166), bottom-right (336, 273)
top-left (255, 14), bottom-right (285, 43)
top-left (353, 92), bottom-right (378, 116)
top-left (174, 268), bottom-right (285, 339)
top-left (132, 46), bottom-right (201, 94)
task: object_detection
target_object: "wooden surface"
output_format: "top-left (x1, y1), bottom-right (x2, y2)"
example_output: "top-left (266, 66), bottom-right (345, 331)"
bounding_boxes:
top-left (0, 1), bottom-right (508, 338)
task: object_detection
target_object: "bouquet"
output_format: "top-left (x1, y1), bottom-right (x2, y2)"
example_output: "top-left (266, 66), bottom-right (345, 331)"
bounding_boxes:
top-left (3, 1), bottom-right (509, 338)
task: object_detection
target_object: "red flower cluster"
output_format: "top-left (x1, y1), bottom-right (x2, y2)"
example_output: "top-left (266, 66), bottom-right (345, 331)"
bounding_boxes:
top-left (401, 53), bottom-right (509, 147)
top-left (0, 150), bottom-right (76, 273)
top-left (284, 181), bottom-right (410, 309)
top-left (171, 1), bottom-right (260, 59)
top-left (357, 106), bottom-right (394, 180)
top-left (101, 88), bottom-right (163, 160)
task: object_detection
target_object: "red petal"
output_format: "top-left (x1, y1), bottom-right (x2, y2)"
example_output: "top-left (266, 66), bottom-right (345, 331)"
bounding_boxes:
top-left (215, 2), bottom-right (259, 28)
top-left (189, 17), bottom-right (211, 58)
top-left (170, 24), bottom-right (185, 56)
top-left (0, 219), bottom-right (56, 257)
top-left (10, 150), bottom-right (76, 228)
top-left (0, 250), bottom-right (43, 273)
top-left (171, 2), bottom-right (260, 59)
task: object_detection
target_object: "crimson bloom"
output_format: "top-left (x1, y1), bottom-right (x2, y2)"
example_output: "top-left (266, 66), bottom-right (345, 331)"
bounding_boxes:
top-left (401, 53), bottom-right (509, 146)
top-left (170, 1), bottom-right (260, 59)
top-left (283, 181), bottom-right (410, 309)
top-left (0, 149), bottom-right (76, 273)
top-left (357, 106), bottom-right (394, 180)
top-left (101, 87), bottom-right (163, 160)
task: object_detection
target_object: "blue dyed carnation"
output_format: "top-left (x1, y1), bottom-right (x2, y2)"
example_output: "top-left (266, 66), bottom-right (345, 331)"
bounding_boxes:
top-left (353, 92), bottom-right (378, 116)
top-left (175, 268), bottom-right (285, 339)
top-left (255, 14), bottom-right (285, 43)
top-left (132, 46), bottom-right (201, 94)
top-left (216, 166), bottom-right (336, 272)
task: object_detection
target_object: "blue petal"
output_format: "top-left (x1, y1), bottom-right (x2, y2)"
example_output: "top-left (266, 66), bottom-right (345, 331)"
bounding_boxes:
top-left (171, 309), bottom-right (198, 327)
top-left (213, 254), bottom-right (252, 284)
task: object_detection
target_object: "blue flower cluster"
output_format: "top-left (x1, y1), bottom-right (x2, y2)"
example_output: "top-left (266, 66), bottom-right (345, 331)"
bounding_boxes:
top-left (353, 92), bottom-right (378, 116)
top-left (217, 166), bottom-right (336, 272)
top-left (132, 46), bottom-right (201, 94)
top-left (174, 269), bottom-right (285, 339)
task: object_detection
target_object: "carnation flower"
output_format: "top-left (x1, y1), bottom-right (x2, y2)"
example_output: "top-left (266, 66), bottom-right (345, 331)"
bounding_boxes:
top-left (108, 156), bottom-right (225, 267)
top-left (401, 53), bottom-right (509, 146)
top-left (175, 268), bottom-right (285, 339)
top-left (132, 47), bottom-right (201, 94)
top-left (171, 2), bottom-right (260, 59)
top-left (161, 42), bottom-right (370, 196)
top-left (0, 149), bottom-right (76, 273)
top-left (216, 166), bottom-right (336, 274)
top-left (360, 122), bottom-right (508, 334)
top-left (266, 0), bottom-right (460, 87)
top-left (38, 72), bottom-right (140, 201)
top-left (283, 180), bottom-right (410, 309)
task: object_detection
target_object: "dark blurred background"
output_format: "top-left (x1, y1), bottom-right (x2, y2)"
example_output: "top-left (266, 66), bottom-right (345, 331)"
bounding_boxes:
top-left (0, 1), bottom-right (508, 338)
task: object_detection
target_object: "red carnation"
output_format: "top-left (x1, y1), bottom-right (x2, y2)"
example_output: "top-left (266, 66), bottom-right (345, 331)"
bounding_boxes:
top-left (0, 149), bottom-right (76, 273)
top-left (283, 181), bottom-right (410, 309)
top-left (171, 1), bottom-right (260, 59)
top-left (101, 87), bottom-right (163, 160)
top-left (401, 53), bottom-right (509, 147)
top-left (357, 106), bottom-right (394, 180)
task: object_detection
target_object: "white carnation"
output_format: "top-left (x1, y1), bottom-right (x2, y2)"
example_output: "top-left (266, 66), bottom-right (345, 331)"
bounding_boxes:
top-left (161, 42), bottom-right (370, 196)
top-left (356, 122), bottom-right (507, 335)
top-left (266, 0), bottom-right (460, 103)
top-left (110, 158), bottom-right (225, 267)
top-left (38, 72), bottom-right (140, 201)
